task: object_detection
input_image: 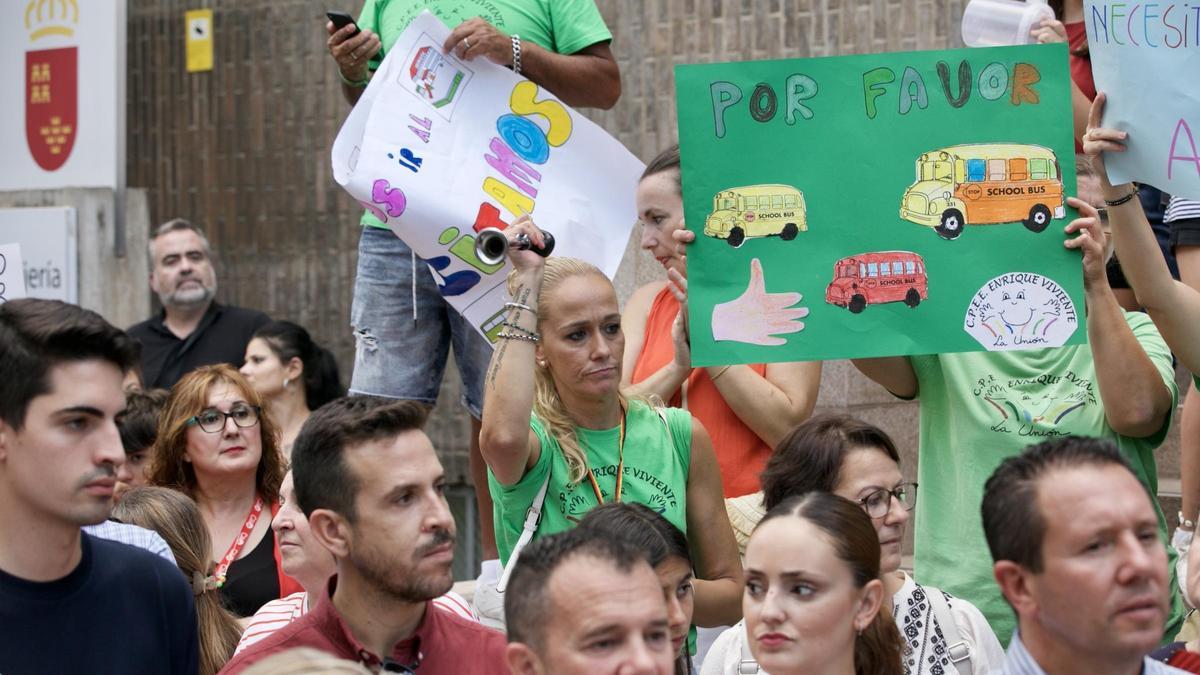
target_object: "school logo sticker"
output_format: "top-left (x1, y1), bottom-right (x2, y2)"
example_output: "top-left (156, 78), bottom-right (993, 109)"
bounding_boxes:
top-left (964, 272), bottom-right (1078, 351)
top-left (400, 33), bottom-right (474, 120)
top-left (24, 0), bottom-right (79, 171)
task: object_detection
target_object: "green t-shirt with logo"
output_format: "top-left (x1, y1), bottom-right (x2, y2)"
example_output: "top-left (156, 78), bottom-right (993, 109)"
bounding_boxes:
top-left (908, 310), bottom-right (1182, 645)
top-left (355, 0), bottom-right (613, 229)
top-left (490, 400), bottom-right (692, 565)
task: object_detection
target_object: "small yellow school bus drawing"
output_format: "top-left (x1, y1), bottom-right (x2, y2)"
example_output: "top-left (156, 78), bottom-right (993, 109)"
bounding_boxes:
top-left (899, 144), bottom-right (1065, 241)
top-left (704, 184), bottom-right (808, 248)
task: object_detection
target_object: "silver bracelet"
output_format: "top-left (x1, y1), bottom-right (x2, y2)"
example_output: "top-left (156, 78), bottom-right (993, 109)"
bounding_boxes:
top-left (511, 34), bottom-right (522, 75)
top-left (504, 301), bottom-right (535, 314)
top-left (497, 330), bottom-right (540, 343)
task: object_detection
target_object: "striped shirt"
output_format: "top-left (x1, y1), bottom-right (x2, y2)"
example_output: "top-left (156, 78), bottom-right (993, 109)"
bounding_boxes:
top-left (234, 589), bottom-right (479, 654)
top-left (83, 520), bottom-right (175, 564)
top-left (997, 630), bottom-right (1189, 674)
top-left (1165, 198), bottom-right (1200, 224)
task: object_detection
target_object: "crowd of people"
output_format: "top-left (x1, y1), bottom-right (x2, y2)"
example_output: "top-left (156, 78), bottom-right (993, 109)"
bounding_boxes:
top-left (0, 1), bottom-right (1197, 674)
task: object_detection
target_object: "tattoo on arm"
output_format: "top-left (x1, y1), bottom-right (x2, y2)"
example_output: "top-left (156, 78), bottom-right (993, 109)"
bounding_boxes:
top-left (486, 286), bottom-right (532, 390)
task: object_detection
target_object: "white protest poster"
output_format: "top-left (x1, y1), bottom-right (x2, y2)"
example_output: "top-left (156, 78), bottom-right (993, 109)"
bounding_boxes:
top-left (332, 11), bottom-right (644, 344)
top-left (0, 243), bottom-right (28, 304)
top-left (1084, 1), bottom-right (1200, 198)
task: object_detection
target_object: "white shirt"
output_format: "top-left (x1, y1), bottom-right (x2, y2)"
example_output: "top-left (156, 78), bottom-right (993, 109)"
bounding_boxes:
top-left (996, 629), bottom-right (1189, 674)
top-left (83, 520), bottom-right (175, 564)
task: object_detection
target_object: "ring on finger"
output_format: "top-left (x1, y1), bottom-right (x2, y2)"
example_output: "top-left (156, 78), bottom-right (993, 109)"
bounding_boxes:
top-left (463, 37), bottom-right (472, 50)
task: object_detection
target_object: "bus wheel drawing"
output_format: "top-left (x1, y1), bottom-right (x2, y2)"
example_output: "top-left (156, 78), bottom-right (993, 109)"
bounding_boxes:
top-left (727, 226), bottom-right (746, 248)
top-left (936, 208), bottom-right (965, 240)
top-left (904, 288), bottom-right (922, 308)
top-left (781, 223), bottom-right (800, 240)
top-left (848, 294), bottom-right (867, 314)
top-left (1024, 204), bottom-right (1052, 233)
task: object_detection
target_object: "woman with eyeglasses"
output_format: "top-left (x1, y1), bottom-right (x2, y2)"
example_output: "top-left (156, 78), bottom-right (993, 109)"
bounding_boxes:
top-left (702, 414), bottom-right (1004, 675)
top-left (149, 364), bottom-right (302, 617)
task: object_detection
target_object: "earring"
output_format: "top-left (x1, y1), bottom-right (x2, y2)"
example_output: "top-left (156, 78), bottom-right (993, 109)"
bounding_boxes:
top-left (283, 377), bottom-right (290, 389)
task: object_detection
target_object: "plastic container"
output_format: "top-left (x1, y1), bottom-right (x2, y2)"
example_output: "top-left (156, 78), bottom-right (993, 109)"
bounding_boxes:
top-left (961, 0), bottom-right (1056, 47)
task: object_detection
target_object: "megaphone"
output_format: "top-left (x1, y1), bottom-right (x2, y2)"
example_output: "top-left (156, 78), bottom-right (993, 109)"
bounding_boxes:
top-left (475, 228), bottom-right (556, 266)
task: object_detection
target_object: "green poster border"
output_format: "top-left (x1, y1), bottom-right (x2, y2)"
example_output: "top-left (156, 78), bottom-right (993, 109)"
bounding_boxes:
top-left (675, 43), bottom-right (1084, 366)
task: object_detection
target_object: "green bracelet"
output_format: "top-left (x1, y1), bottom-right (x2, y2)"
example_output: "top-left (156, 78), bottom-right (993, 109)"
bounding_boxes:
top-left (338, 69), bottom-right (371, 88)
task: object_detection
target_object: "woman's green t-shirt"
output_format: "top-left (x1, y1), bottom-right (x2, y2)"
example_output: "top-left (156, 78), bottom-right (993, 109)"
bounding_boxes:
top-left (490, 400), bottom-right (693, 565)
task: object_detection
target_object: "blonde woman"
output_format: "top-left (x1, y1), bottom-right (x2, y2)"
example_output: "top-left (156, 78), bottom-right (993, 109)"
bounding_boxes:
top-left (479, 216), bottom-right (744, 629)
top-left (114, 487), bottom-right (243, 675)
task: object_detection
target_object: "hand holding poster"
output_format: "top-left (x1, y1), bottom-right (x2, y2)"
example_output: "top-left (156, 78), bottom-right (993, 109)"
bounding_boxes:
top-left (1083, 1), bottom-right (1200, 199)
top-left (676, 44), bottom-right (1084, 365)
top-left (331, 11), bottom-right (643, 343)
top-left (0, 243), bottom-right (27, 304)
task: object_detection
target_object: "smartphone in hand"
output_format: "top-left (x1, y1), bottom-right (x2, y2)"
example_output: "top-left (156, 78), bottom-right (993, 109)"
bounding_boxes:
top-left (326, 11), bottom-right (361, 37)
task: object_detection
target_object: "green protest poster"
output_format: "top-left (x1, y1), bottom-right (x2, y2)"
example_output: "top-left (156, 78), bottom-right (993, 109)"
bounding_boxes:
top-left (676, 44), bottom-right (1085, 366)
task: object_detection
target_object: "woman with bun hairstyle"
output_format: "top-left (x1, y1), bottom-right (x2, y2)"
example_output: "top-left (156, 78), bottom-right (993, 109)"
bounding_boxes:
top-left (623, 145), bottom-right (821, 499)
top-left (704, 415), bottom-right (1003, 674)
top-left (740, 492), bottom-right (902, 675)
top-left (241, 320), bottom-right (344, 454)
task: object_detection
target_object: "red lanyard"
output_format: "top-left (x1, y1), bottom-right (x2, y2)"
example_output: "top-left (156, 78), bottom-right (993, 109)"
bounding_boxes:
top-left (585, 407), bottom-right (627, 505)
top-left (214, 495), bottom-right (265, 587)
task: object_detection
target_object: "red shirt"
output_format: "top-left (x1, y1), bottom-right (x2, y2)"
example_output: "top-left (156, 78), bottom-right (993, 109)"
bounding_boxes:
top-left (219, 577), bottom-right (509, 674)
top-left (1065, 21), bottom-right (1095, 101)
top-left (1065, 20), bottom-right (1095, 153)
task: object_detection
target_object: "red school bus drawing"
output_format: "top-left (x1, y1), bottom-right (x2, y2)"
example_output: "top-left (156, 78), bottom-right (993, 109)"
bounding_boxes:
top-left (825, 251), bottom-right (928, 314)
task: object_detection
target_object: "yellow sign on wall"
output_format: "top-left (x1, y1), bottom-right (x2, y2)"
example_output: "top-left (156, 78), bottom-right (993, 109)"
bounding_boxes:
top-left (185, 9), bottom-right (213, 72)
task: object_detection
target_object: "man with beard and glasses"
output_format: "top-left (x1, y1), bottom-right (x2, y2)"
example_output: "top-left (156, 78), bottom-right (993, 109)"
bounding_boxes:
top-left (0, 299), bottom-right (199, 675)
top-left (128, 219), bottom-right (270, 389)
top-left (220, 396), bottom-right (507, 674)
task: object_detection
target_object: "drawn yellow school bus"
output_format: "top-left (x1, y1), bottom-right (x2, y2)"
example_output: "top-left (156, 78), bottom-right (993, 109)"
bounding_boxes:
top-left (704, 184), bottom-right (807, 248)
top-left (899, 144), bottom-right (1065, 240)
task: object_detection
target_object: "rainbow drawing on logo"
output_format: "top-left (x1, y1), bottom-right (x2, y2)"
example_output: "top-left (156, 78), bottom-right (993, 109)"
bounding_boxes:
top-left (983, 395), bottom-right (1085, 426)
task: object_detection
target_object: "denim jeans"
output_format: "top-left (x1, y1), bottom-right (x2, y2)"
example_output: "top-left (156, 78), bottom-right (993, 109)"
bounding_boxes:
top-left (349, 226), bottom-right (491, 417)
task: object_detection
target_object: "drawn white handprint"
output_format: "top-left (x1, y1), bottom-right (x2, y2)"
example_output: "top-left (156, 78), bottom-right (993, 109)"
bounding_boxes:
top-left (711, 258), bottom-right (809, 346)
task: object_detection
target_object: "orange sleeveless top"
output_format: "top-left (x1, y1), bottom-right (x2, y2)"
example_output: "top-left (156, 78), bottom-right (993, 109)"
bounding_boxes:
top-left (631, 286), bottom-right (771, 497)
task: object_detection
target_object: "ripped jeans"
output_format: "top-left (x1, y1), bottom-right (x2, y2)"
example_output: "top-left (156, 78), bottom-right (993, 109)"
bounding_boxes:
top-left (349, 226), bottom-right (491, 418)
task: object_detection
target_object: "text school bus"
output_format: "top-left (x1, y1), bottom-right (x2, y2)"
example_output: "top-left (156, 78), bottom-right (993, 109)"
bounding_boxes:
top-left (825, 251), bottom-right (928, 314)
top-left (704, 184), bottom-right (807, 248)
top-left (899, 144), bottom-right (1064, 240)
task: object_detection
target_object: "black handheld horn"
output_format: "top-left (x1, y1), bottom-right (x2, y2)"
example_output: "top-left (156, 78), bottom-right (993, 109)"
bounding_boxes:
top-left (475, 227), bottom-right (556, 266)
